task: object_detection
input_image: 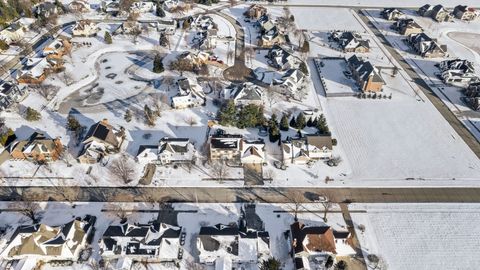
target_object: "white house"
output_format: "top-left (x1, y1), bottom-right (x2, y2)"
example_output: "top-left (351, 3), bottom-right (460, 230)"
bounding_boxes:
top-left (130, 1), bottom-right (156, 13)
top-left (281, 135), bottom-right (333, 165)
top-left (438, 59), bottom-right (479, 85)
top-left (1, 216), bottom-right (96, 261)
top-left (72, 20), bottom-right (99, 37)
top-left (275, 69), bottom-right (306, 96)
top-left (99, 221), bottom-right (182, 262)
top-left (241, 139), bottom-right (266, 164)
top-left (158, 137), bottom-right (196, 165)
top-left (223, 82), bottom-right (264, 106)
top-left (0, 23), bottom-right (25, 45)
top-left (171, 78), bottom-right (206, 109)
top-left (267, 45), bottom-right (298, 70)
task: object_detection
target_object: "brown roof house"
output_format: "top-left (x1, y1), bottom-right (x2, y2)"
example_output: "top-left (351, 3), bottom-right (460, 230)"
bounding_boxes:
top-left (290, 221), bottom-right (355, 270)
top-left (78, 119), bottom-right (126, 164)
top-left (407, 32), bottom-right (447, 58)
top-left (1, 215), bottom-right (96, 261)
top-left (6, 132), bottom-right (63, 163)
top-left (347, 55), bottom-right (385, 92)
top-left (281, 134), bottom-right (333, 165)
top-left (209, 131), bottom-right (243, 162)
top-left (246, 4), bottom-right (267, 20)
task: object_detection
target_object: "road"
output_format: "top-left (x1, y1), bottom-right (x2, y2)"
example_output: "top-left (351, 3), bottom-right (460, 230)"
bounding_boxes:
top-left (355, 10), bottom-right (480, 158)
top-left (3, 186), bottom-right (480, 203)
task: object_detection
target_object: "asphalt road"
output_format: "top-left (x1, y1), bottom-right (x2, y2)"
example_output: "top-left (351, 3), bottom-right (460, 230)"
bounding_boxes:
top-left (356, 10), bottom-right (480, 158)
top-left (3, 186), bottom-right (480, 203)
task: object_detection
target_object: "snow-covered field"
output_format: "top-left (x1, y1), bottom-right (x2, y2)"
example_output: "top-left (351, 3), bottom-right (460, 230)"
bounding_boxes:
top-left (351, 203), bottom-right (480, 270)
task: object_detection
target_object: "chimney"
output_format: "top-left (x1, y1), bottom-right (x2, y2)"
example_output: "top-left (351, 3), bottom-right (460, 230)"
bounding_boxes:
top-left (101, 118), bottom-right (108, 125)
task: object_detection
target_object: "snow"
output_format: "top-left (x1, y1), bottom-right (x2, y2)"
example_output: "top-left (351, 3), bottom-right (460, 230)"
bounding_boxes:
top-left (351, 203), bottom-right (480, 270)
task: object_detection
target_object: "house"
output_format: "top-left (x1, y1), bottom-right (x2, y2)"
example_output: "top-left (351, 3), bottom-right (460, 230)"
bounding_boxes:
top-left (17, 57), bottom-right (64, 84)
top-left (0, 215), bottom-right (95, 261)
top-left (162, 0), bottom-right (180, 12)
top-left (260, 25), bottom-right (285, 47)
top-left (209, 131), bottom-right (243, 161)
top-left (438, 59), bottom-right (479, 85)
top-left (223, 82), bottom-right (264, 106)
top-left (418, 4), bottom-right (434, 17)
top-left (114, 21), bottom-right (141, 35)
top-left (431, 5), bottom-right (453, 22)
top-left (453, 5), bottom-right (478, 21)
top-left (290, 221), bottom-right (355, 270)
top-left (101, 0), bottom-right (120, 16)
top-left (241, 139), bottom-right (266, 164)
top-left (330, 31), bottom-right (370, 53)
top-left (34, 2), bottom-right (58, 18)
top-left (281, 134), bottom-right (333, 165)
top-left (0, 81), bottom-right (27, 112)
top-left (0, 23), bottom-right (25, 45)
top-left (6, 132), bottom-right (63, 163)
top-left (197, 223), bottom-right (270, 267)
top-left (346, 55), bottom-right (385, 92)
top-left (158, 137), bottom-right (196, 165)
top-left (246, 4), bottom-right (267, 20)
top-left (171, 78), bottom-right (206, 109)
top-left (78, 119), bottom-right (125, 164)
top-left (130, 1), bottom-right (156, 13)
top-left (380, 8), bottom-right (406, 21)
top-left (465, 82), bottom-right (480, 111)
top-left (42, 38), bottom-right (71, 57)
top-left (99, 221), bottom-right (182, 261)
top-left (392, 18), bottom-right (423, 36)
top-left (72, 20), bottom-right (99, 37)
top-left (136, 145), bottom-right (158, 164)
top-left (275, 69), bottom-right (306, 96)
top-left (193, 29), bottom-right (218, 50)
top-left (407, 32), bottom-right (447, 58)
top-left (68, 0), bottom-right (91, 12)
top-left (193, 15), bottom-right (215, 30)
top-left (267, 45), bottom-right (298, 70)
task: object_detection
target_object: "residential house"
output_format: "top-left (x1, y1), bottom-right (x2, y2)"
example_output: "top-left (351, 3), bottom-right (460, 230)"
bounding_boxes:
top-left (290, 221), bottom-right (355, 270)
top-left (72, 20), bottom-right (99, 37)
top-left (380, 8), bottom-right (406, 21)
top-left (438, 59), bottom-right (479, 85)
top-left (171, 78), bottom-right (206, 109)
top-left (162, 0), bottom-right (180, 12)
top-left (42, 38), bottom-right (71, 58)
top-left (241, 139), bottom-right (266, 164)
top-left (101, 0), bottom-right (120, 16)
top-left (209, 132), bottom-right (243, 161)
top-left (193, 15), bottom-right (215, 31)
top-left (0, 23), bottom-right (25, 45)
top-left (392, 18), bottom-right (423, 36)
top-left (193, 29), bottom-right (218, 50)
top-left (260, 25), bottom-right (284, 47)
top-left (0, 81), bottom-right (27, 112)
top-left (465, 82), bottom-right (480, 111)
top-left (223, 82), bottom-right (264, 106)
top-left (418, 4), bottom-right (434, 17)
top-left (197, 223), bottom-right (270, 267)
top-left (158, 137), bottom-right (196, 165)
top-left (330, 31), bottom-right (370, 53)
top-left (34, 2), bottom-right (58, 18)
top-left (246, 4), bottom-right (267, 20)
top-left (135, 145), bottom-right (158, 164)
top-left (68, 0), bottom-right (91, 12)
top-left (281, 134), bottom-right (333, 165)
top-left (130, 1), bottom-right (156, 13)
top-left (346, 55), bottom-right (385, 92)
top-left (453, 5), bottom-right (478, 21)
top-left (6, 132), bottom-right (63, 163)
top-left (431, 5), bottom-right (453, 22)
top-left (267, 45), bottom-right (298, 70)
top-left (407, 32), bottom-right (447, 58)
top-left (0, 216), bottom-right (95, 261)
top-left (17, 57), bottom-right (63, 84)
top-left (114, 21), bottom-right (141, 35)
top-left (78, 119), bottom-right (125, 164)
top-left (99, 221), bottom-right (182, 262)
top-left (274, 69), bottom-right (306, 96)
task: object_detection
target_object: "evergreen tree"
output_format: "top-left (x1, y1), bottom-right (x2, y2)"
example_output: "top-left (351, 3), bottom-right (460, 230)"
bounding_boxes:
top-left (104, 31), bottom-right (112, 44)
top-left (269, 113), bottom-right (278, 128)
top-left (156, 5), bottom-right (165, 17)
top-left (0, 128), bottom-right (14, 146)
top-left (66, 115), bottom-right (81, 131)
top-left (296, 112), bottom-right (306, 129)
top-left (144, 104), bottom-right (155, 126)
top-left (289, 116), bottom-right (297, 128)
top-left (306, 117), bottom-right (313, 127)
top-left (237, 104), bottom-right (264, 128)
top-left (300, 40), bottom-right (310, 53)
top-left (299, 61), bottom-right (309, 76)
top-left (280, 113), bottom-right (289, 131)
top-left (316, 114), bottom-right (330, 134)
top-left (269, 124), bottom-right (280, 143)
top-left (218, 100), bottom-right (237, 126)
top-left (260, 257), bottom-right (282, 270)
top-left (0, 40), bottom-right (9, 51)
top-left (25, 107), bottom-right (41, 121)
top-left (159, 32), bottom-right (168, 47)
top-left (153, 54), bottom-right (164, 73)
top-left (312, 116), bottom-right (318, 127)
top-left (124, 109), bottom-right (132, 122)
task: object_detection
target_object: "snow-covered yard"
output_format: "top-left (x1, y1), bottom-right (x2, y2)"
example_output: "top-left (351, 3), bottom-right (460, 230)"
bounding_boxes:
top-left (351, 203), bottom-right (480, 270)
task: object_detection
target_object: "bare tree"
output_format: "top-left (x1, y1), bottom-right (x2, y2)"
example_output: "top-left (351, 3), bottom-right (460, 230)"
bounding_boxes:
top-left (265, 85), bottom-right (282, 108)
top-left (185, 259), bottom-right (206, 270)
top-left (211, 160), bottom-right (230, 183)
top-left (152, 93), bottom-right (170, 116)
top-left (264, 169), bottom-right (275, 180)
top-left (289, 191), bottom-right (305, 220)
top-left (109, 154), bottom-right (137, 184)
top-left (32, 84), bottom-right (59, 101)
top-left (62, 70), bottom-right (74, 85)
top-left (319, 194), bottom-right (333, 222)
top-left (18, 201), bottom-right (42, 224)
top-left (185, 116), bottom-right (198, 126)
top-left (162, 76), bottom-right (175, 92)
top-left (130, 26), bottom-right (142, 44)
